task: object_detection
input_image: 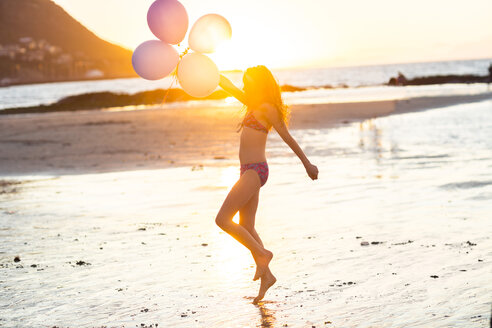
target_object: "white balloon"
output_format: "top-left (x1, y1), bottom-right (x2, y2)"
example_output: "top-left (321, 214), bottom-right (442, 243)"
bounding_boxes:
top-left (188, 14), bottom-right (232, 53)
top-left (177, 53), bottom-right (219, 98)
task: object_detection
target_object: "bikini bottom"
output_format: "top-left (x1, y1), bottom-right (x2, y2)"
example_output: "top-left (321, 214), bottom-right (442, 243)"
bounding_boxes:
top-left (240, 161), bottom-right (269, 187)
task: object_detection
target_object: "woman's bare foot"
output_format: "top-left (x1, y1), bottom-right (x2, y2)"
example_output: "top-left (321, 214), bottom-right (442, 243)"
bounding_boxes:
top-left (253, 269), bottom-right (277, 304)
top-left (253, 266), bottom-right (261, 281)
top-left (252, 249), bottom-right (273, 281)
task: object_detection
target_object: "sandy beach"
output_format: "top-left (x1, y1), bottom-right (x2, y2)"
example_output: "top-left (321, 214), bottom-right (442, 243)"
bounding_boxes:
top-left (1, 93), bottom-right (491, 176)
top-left (1, 94), bottom-right (492, 327)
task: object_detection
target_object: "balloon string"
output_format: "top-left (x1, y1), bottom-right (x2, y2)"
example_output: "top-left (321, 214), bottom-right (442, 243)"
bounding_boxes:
top-left (161, 47), bottom-right (190, 105)
top-left (161, 74), bottom-right (176, 104)
top-left (180, 47), bottom-right (190, 59)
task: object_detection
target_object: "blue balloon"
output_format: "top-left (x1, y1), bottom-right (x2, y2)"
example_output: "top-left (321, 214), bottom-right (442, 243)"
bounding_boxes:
top-left (132, 40), bottom-right (179, 80)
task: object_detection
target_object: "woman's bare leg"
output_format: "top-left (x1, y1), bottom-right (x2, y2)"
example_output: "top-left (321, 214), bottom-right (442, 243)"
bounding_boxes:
top-left (239, 189), bottom-right (267, 281)
top-left (239, 189), bottom-right (262, 245)
top-left (218, 170), bottom-right (277, 303)
top-left (238, 187), bottom-right (277, 302)
top-left (215, 170), bottom-right (273, 273)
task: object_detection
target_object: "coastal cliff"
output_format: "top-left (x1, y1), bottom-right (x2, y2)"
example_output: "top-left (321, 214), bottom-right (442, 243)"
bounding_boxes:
top-left (0, 0), bottom-right (137, 86)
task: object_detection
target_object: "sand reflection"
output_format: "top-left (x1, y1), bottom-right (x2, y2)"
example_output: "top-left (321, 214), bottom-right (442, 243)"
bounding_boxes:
top-left (255, 301), bottom-right (277, 328)
top-left (358, 118), bottom-right (385, 162)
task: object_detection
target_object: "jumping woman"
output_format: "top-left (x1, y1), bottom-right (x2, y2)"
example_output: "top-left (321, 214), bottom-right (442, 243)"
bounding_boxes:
top-left (215, 65), bottom-right (319, 304)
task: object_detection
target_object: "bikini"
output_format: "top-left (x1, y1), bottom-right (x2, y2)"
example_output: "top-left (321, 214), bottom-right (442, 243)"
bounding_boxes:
top-left (239, 111), bottom-right (270, 187)
top-left (242, 111), bottom-right (269, 134)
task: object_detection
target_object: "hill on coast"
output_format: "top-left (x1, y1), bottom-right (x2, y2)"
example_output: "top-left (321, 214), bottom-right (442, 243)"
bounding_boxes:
top-left (0, 0), bottom-right (137, 86)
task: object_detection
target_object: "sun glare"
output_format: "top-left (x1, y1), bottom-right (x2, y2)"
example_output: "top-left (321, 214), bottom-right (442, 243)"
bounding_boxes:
top-left (208, 39), bottom-right (259, 71)
top-left (218, 166), bottom-right (238, 187)
top-left (52, 0), bottom-right (492, 70)
top-left (224, 96), bottom-right (238, 104)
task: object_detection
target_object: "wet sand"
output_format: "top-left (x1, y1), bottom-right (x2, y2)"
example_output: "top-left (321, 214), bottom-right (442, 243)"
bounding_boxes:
top-left (1, 96), bottom-right (492, 327)
top-left (0, 93), bottom-right (491, 176)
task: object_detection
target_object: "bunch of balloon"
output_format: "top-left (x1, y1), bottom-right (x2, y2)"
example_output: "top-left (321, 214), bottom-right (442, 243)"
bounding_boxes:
top-left (132, 0), bottom-right (232, 99)
top-left (132, 0), bottom-right (186, 81)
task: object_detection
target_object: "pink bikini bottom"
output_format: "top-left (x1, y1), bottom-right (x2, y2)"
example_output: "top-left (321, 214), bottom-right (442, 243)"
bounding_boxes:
top-left (240, 161), bottom-right (269, 187)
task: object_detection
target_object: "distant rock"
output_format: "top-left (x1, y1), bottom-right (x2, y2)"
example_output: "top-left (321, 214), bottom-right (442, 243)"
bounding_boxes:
top-left (0, 88), bottom-right (230, 115)
top-left (280, 84), bottom-right (307, 92)
top-left (388, 72), bottom-right (490, 86)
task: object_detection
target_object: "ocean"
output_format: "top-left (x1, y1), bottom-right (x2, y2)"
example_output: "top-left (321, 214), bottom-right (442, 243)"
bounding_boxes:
top-left (0, 58), bottom-right (491, 111)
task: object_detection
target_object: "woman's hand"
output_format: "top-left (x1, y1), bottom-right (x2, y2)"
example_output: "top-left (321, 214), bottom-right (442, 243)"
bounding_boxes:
top-left (305, 162), bottom-right (319, 180)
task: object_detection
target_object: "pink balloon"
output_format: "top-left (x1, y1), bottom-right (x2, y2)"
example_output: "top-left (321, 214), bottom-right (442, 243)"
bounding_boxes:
top-left (189, 14), bottom-right (232, 53)
top-left (147, 0), bottom-right (188, 45)
top-left (132, 40), bottom-right (179, 80)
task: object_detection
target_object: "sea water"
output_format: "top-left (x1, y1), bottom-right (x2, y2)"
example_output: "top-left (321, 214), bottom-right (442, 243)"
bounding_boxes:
top-left (0, 58), bottom-right (491, 110)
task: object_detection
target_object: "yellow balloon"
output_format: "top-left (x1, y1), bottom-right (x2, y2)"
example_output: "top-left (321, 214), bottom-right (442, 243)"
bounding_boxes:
top-left (177, 53), bottom-right (219, 98)
top-left (188, 14), bottom-right (232, 53)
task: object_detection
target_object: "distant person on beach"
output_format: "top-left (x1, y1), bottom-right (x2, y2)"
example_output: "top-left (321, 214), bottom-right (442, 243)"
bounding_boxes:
top-left (488, 63), bottom-right (492, 90)
top-left (388, 71), bottom-right (408, 86)
top-left (397, 71), bottom-right (408, 86)
top-left (216, 65), bottom-right (319, 303)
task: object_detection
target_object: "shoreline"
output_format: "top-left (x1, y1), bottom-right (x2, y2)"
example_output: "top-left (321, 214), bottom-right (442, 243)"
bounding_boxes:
top-left (1, 81), bottom-right (490, 115)
top-left (0, 93), bottom-right (491, 177)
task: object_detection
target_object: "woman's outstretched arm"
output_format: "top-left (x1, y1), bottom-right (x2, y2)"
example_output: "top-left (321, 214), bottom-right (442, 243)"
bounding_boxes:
top-left (263, 103), bottom-right (319, 180)
top-left (219, 74), bottom-right (247, 105)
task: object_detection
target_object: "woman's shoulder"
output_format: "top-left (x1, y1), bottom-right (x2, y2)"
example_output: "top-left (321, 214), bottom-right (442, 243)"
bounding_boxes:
top-left (257, 102), bottom-right (280, 121)
top-left (250, 102), bottom-right (273, 116)
top-left (258, 102), bottom-right (276, 111)
top-left (247, 103), bottom-right (271, 115)
top-left (245, 104), bottom-right (272, 130)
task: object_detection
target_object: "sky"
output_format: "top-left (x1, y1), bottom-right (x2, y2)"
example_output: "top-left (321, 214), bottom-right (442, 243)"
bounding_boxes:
top-left (52, 0), bottom-right (492, 70)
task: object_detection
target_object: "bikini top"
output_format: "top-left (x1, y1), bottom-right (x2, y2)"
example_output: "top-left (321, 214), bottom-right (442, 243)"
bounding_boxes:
top-left (241, 111), bottom-right (270, 134)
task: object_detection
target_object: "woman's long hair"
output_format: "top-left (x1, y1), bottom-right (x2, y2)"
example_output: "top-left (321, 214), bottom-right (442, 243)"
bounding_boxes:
top-left (240, 65), bottom-right (290, 127)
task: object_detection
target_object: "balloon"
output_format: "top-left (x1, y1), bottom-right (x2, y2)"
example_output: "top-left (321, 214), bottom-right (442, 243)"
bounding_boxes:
top-left (147, 0), bottom-right (188, 45)
top-left (132, 40), bottom-right (179, 80)
top-left (188, 14), bottom-right (232, 53)
top-left (177, 53), bottom-right (219, 98)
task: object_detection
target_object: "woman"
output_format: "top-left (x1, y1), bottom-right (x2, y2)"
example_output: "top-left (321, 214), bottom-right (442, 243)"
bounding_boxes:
top-left (215, 65), bottom-right (319, 304)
